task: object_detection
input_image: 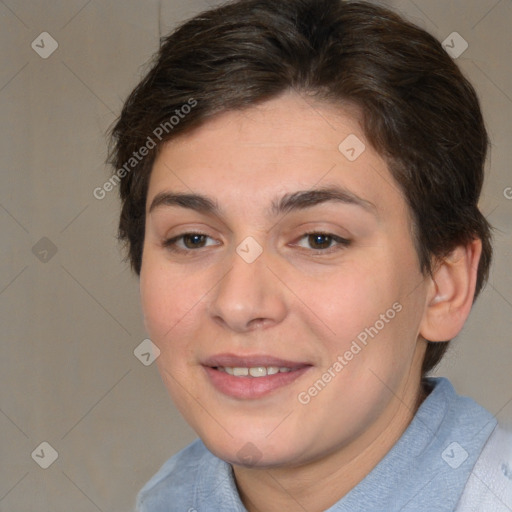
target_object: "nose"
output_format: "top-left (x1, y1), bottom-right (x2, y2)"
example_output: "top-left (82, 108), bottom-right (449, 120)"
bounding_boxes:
top-left (207, 245), bottom-right (287, 333)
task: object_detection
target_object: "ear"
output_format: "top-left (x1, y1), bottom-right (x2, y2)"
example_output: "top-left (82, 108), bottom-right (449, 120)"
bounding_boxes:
top-left (419, 239), bottom-right (482, 342)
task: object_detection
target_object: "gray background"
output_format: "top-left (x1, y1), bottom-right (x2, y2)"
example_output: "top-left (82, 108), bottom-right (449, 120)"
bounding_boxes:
top-left (1, 0), bottom-right (511, 510)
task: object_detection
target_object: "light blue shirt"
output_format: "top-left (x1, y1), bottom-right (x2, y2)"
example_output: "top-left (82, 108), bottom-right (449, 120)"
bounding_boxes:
top-left (136, 378), bottom-right (502, 511)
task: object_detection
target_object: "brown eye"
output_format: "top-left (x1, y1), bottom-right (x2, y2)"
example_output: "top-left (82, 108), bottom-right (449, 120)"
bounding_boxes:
top-left (182, 234), bottom-right (208, 249)
top-left (295, 232), bottom-right (351, 253)
top-left (308, 233), bottom-right (334, 250)
top-left (162, 232), bottom-right (218, 254)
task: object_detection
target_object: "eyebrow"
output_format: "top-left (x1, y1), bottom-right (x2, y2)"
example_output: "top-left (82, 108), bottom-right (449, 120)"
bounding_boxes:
top-left (148, 185), bottom-right (377, 218)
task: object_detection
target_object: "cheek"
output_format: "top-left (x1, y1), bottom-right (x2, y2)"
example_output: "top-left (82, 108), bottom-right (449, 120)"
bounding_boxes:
top-left (312, 253), bottom-right (420, 376)
top-left (140, 261), bottom-right (169, 338)
top-left (140, 259), bottom-right (200, 398)
top-left (139, 256), bottom-right (196, 345)
top-left (314, 260), bottom-right (394, 339)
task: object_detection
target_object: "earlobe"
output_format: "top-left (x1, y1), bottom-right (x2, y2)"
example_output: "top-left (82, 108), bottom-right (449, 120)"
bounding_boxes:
top-left (419, 239), bottom-right (482, 342)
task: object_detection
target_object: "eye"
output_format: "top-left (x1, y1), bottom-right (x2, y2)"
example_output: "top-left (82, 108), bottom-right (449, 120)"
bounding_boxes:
top-left (294, 232), bottom-right (351, 253)
top-left (162, 232), bottom-right (219, 253)
top-left (161, 231), bottom-right (350, 255)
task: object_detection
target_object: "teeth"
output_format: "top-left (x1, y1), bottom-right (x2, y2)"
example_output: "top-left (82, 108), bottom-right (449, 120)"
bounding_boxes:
top-left (218, 366), bottom-right (291, 377)
top-left (249, 367), bottom-right (266, 377)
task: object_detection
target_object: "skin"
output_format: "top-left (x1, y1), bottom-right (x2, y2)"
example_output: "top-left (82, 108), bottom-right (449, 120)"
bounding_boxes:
top-left (139, 92), bottom-right (480, 512)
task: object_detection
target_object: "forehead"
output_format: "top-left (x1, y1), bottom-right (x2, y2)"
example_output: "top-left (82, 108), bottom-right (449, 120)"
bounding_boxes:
top-left (157, 93), bottom-right (362, 158)
top-left (147, 93), bottom-right (407, 222)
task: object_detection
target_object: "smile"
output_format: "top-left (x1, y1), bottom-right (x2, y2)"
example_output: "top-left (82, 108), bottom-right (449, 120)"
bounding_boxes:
top-left (216, 366), bottom-right (292, 377)
top-left (202, 355), bottom-right (312, 399)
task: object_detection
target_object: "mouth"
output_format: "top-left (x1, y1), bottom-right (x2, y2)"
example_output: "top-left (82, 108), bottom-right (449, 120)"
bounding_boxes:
top-left (202, 354), bottom-right (312, 399)
top-left (217, 365), bottom-right (297, 377)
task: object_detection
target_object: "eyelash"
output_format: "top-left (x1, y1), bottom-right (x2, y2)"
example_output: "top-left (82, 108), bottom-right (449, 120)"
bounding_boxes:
top-left (161, 231), bottom-right (351, 255)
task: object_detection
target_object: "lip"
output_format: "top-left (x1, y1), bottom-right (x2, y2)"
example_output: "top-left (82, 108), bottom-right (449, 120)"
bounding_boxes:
top-left (202, 353), bottom-right (309, 369)
top-left (202, 353), bottom-right (312, 400)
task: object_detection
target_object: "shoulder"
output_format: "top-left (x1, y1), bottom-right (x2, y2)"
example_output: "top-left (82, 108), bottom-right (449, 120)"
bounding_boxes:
top-left (456, 424), bottom-right (512, 512)
top-left (136, 439), bottom-right (216, 512)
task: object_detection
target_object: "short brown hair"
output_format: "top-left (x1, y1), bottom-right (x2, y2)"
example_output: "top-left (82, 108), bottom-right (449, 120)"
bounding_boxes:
top-left (109, 0), bottom-right (492, 375)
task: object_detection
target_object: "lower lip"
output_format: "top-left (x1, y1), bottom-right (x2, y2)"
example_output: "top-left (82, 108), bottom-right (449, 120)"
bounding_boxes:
top-left (203, 366), bottom-right (311, 400)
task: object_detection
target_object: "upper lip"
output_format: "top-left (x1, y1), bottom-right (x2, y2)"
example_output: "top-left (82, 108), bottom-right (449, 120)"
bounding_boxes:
top-left (202, 353), bottom-right (311, 369)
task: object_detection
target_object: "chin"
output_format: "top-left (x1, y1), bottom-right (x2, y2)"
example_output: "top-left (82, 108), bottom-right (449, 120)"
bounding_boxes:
top-left (197, 425), bottom-right (309, 469)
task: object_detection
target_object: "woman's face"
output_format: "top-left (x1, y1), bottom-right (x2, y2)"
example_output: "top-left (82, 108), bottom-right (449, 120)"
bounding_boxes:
top-left (140, 93), bottom-right (430, 468)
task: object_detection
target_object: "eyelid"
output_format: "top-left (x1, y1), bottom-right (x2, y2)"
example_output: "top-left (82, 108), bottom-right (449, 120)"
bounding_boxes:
top-left (162, 231), bottom-right (219, 252)
top-left (161, 230), bottom-right (351, 256)
top-left (292, 231), bottom-right (351, 254)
